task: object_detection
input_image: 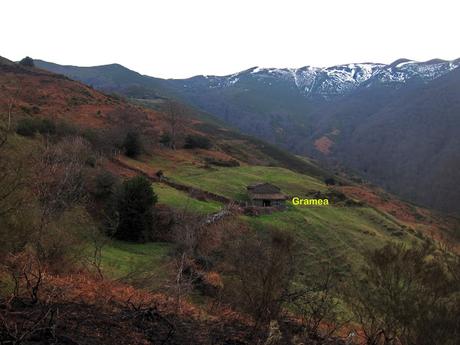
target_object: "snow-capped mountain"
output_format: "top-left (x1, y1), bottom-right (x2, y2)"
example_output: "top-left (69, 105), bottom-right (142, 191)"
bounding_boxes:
top-left (35, 57), bottom-right (460, 214)
top-left (181, 59), bottom-right (460, 99)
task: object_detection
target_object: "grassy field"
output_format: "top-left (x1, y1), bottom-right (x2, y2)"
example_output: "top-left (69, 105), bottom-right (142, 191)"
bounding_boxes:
top-left (145, 156), bottom-right (419, 273)
top-left (99, 182), bottom-right (223, 285)
top-left (244, 204), bottom-right (413, 272)
top-left (102, 241), bottom-right (172, 282)
top-left (171, 166), bottom-right (326, 200)
top-left (154, 183), bottom-right (222, 214)
top-left (149, 157), bottom-right (326, 201)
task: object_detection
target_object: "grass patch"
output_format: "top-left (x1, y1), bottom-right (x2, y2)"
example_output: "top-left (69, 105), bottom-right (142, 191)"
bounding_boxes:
top-left (146, 155), bottom-right (420, 274)
top-left (244, 204), bottom-right (420, 272)
top-left (154, 183), bottom-right (222, 214)
top-left (150, 161), bottom-right (327, 201)
top-left (102, 241), bottom-right (172, 282)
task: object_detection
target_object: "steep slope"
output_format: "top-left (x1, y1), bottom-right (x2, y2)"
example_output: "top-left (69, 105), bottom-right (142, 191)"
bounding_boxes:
top-left (5, 55), bottom-right (458, 255)
top-left (330, 68), bottom-right (460, 213)
top-left (3, 57), bottom-right (327, 179)
top-left (35, 58), bottom-right (460, 214)
top-left (35, 59), bottom-right (165, 98)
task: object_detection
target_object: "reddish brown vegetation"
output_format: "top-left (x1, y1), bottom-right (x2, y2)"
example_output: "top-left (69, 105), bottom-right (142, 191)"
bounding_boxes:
top-left (1, 273), bottom-right (257, 345)
top-left (339, 185), bottom-right (460, 251)
top-left (314, 136), bottom-right (334, 155)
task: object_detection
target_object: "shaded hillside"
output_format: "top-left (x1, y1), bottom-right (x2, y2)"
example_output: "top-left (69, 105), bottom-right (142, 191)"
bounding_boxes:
top-left (2, 57), bottom-right (328, 180)
top-left (35, 58), bottom-right (460, 214)
top-left (35, 59), bottom-right (165, 98)
top-left (5, 55), bottom-right (459, 261)
top-left (321, 68), bottom-right (460, 214)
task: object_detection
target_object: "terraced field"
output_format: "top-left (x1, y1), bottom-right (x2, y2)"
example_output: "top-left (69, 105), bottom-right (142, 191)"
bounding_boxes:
top-left (145, 156), bottom-right (420, 273)
top-left (155, 183), bottom-right (222, 214)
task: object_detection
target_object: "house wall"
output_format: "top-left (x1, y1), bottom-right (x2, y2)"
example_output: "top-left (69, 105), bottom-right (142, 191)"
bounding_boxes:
top-left (252, 199), bottom-right (264, 207)
top-left (250, 199), bottom-right (286, 208)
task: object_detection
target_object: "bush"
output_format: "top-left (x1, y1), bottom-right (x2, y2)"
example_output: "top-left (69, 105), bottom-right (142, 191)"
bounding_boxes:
top-left (223, 229), bottom-right (299, 326)
top-left (19, 56), bottom-right (34, 67)
top-left (114, 175), bottom-right (157, 242)
top-left (55, 120), bottom-right (79, 137)
top-left (123, 131), bottom-right (142, 158)
top-left (93, 171), bottom-right (118, 200)
top-left (184, 135), bottom-right (212, 149)
top-left (204, 157), bottom-right (240, 167)
top-left (345, 243), bottom-right (460, 345)
top-left (16, 118), bottom-right (37, 136)
top-left (324, 177), bottom-right (336, 185)
top-left (16, 117), bottom-right (56, 137)
top-left (159, 132), bottom-right (171, 146)
top-left (37, 118), bottom-right (56, 135)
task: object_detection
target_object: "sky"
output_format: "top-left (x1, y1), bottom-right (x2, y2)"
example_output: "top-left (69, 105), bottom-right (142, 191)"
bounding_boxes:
top-left (2, 0), bottom-right (460, 79)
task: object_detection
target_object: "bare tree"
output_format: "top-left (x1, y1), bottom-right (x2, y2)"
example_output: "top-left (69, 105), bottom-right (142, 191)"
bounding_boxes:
top-left (0, 154), bottom-right (26, 218)
top-left (0, 79), bottom-right (21, 147)
top-left (86, 224), bottom-right (112, 280)
top-left (0, 80), bottom-right (25, 217)
top-left (0, 302), bottom-right (58, 344)
top-left (224, 229), bottom-right (299, 328)
top-left (165, 100), bottom-right (186, 150)
top-left (5, 136), bottom-right (92, 302)
top-left (344, 242), bottom-right (460, 345)
top-left (292, 259), bottom-right (345, 340)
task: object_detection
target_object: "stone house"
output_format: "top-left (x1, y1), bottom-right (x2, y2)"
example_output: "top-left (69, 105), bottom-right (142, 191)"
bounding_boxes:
top-left (247, 182), bottom-right (287, 208)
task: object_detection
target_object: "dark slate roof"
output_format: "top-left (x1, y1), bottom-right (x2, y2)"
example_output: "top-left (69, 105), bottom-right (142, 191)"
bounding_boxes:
top-left (247, 182), bottom-right (281, 194)
top-left (249, 193), bottom-right (288, 200)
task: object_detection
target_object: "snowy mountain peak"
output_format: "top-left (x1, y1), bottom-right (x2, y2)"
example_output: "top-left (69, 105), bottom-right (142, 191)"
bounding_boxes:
top-left (204, 59), bottom-right (460, 99)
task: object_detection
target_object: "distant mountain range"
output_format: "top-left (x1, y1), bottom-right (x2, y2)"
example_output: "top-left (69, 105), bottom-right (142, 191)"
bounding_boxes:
top-left (35, 58), bottom-right (460, 214)
top-left (177, 58), bottom-right (460, 98)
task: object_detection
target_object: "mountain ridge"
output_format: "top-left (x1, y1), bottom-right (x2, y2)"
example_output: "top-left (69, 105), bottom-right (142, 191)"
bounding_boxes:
top-left (33, 57), bottom-right (460, 214)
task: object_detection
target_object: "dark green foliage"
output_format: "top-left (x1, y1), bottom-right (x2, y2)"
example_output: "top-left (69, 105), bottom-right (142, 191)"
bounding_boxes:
top-left (38, 118), bottom-right (56, 135)
top-left (324, 177), bottom-right (336, 186)
top-left (184, 135), bottom-right (212, 149)
top-left (93, 171), bottom-right (118, 200)
top-left (123, 131), bottom-right (142, 158)
top-left (16, 118), bottom-right (56, 137)
top-left (159, 132), bottom-right (171, 146)
top-left (90, 171), bottom-right (121, 236)
top-left (55, 120), bottom-right (79, 137)
top-left (19, 56), bottom-right (34, 67)
top-left (114, 176), bottom-right (157, 242)
top-left (204, 157), bottom-right (240, 167)
top-left (16, 118), bottom-right (37, 136)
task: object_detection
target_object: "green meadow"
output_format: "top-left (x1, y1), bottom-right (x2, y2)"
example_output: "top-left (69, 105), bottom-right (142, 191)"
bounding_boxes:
top-left (146, 157), bottom-right (418, 272)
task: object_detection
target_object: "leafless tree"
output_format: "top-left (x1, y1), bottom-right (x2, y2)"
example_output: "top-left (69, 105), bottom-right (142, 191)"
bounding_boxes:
top-left (0, 80), bottom-right (25, 218)
top-left (0, 79), bottom-right (21, 147)
top-left (224, 229), bottom-right (299, 328)
top-left (291, 258), bottom-right (345, 340)
top-left (165, 100), bottom-right (186, 150)
top-left (0, 303), bottom-right (58, 344)
top-left (344, 242), bottom-right (460, 345)
top-left (5, 137), bottom-right (92, 302)
top-left (0, 155), bottom-right (26, 218)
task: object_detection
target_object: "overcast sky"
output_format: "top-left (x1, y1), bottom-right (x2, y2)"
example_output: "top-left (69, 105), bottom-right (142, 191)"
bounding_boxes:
top-left (2, 0), bottom-right (459, 78)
